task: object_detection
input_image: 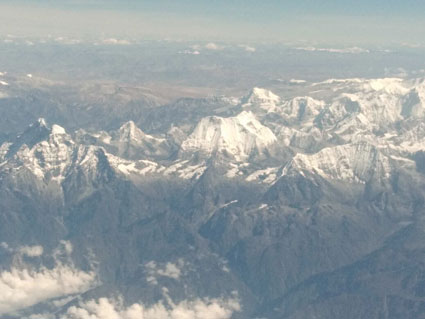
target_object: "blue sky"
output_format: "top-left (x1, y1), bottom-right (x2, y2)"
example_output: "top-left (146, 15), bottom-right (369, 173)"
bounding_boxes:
top-left (0, 0), bottom-right (424, 45)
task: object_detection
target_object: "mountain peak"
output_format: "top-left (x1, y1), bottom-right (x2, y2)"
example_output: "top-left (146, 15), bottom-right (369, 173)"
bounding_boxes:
top-left (247, 87), bottom-right (280, 102)
top-left (286, 141), bottom-right (392, 183)
top-left (242, 87), bottom-right (281, 112)
top-left (118, 121), bottom-right (145, 141)
top-left (5, 119), bottom-right (71, 159)
top-left (181, 111), bottom-right (277, 161)
top-left (250, 87), bottom-right (279, 100)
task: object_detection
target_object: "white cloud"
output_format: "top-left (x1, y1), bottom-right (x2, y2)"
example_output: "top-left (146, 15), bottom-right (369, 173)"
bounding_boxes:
top-left (156, 262), bottom-right (181, 279)
top-left (179, 50), bottom-right (201, 55)
top-left (239, 44), bottom-right (256, 52)
top-left (101, 38), bottom-right (131, 45)
top-left (63, 296), bottom-right (240, 319)
top-left (295, 46), bottom-right (370, 54)
top-left (145, 259), bottom-right (185, 284)
top-left (204, 42), bottom-right (222, 50)
top-left (60, 240), bottom-right (73, 255)
top-left (0, 264), bottom-right (96, 316)
top-left (0, 242), bottom-right (96, 316)
top-left (51, 295), bottom-right (78, 308)
top-left (289, 79), bottom-right (307, 84)
top-left (54, 37), bottom-right (82, 45)
top-left (19, 245), bottom-right (44, 257)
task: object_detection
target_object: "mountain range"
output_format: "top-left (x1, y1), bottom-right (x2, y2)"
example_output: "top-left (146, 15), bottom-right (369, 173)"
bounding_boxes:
top-left (1, 76), bottom-right (425, 318)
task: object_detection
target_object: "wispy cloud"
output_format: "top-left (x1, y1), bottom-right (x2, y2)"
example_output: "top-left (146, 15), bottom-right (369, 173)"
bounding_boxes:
top-left (145, 259), bottom-right (186, 285)
top-left (99, 38), bottom-right (131, 45)
top-left (204, 42), bottom-right (223, 50)
top-left (295, 46), bottom-right (370, 54)
top-left (178, 50), bottom-right (201, 55)
top-left (18, 245), bottom-right (43, 257)
top-left (239, 44), bottom-right (256, 52)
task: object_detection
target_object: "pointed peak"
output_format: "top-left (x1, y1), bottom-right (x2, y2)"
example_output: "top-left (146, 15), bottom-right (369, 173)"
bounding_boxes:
top-left (119, 121), bottom-right (140, 132)
top-left (119, 121), bottom-right (141, 134)
top-left (120, 120), bottom-right (136, 129)
top-left (242, 87), bottom-right (280, 111)
top-left (249, 87), bottom-right (280, 101)
top-left (117, 121), bottom-right (145, 141)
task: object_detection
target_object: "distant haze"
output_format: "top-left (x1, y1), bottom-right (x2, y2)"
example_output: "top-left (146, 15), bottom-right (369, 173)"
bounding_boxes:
top-left (0, 0), bottom-right (424, 45)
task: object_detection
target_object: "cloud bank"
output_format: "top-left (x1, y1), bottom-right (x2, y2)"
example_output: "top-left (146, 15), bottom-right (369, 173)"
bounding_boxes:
top-left (0, 264), bottom-right (96, 316)
top-left (0, 242), bottom-right (97, 317)
top-left (63, 296), bottom-right (240, 319)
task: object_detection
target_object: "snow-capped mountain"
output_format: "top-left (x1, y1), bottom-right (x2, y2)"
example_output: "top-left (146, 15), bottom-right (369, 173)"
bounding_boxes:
top-left (283, 141), bottom-right (393, 184)
top-left (181, 111), bottom-right (277, 161)
top-left (2, 77), bottom-right (425, 191)
top-left (241, 87), bottom-right (281, 112)
top-left (77, 120), bottom-right (172, 160)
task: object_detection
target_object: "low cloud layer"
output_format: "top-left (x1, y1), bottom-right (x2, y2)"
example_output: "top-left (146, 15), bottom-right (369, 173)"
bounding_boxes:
top-left (63, 296), bottom-right (240, 319)
top-left (0, 264), bottom-right (96, 316)
top-left (0, 242), bottom-right (96, 316)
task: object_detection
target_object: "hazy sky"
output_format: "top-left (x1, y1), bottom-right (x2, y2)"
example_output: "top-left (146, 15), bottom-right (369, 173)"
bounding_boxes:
top-left (0, 0), bottom-right (424, 45)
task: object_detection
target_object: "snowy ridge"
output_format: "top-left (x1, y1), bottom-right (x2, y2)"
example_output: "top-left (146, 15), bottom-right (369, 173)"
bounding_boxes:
top-left (0, 119), bottom-right (115, 185)
top-left (2, 78), bottom-right (425, 187)
top-left (283, 142), bottom-right (392, 184)
top-left (181, 111), bottom-right (277, 161)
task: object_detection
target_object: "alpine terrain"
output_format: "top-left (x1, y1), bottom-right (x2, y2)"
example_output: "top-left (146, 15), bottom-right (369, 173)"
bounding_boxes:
top-left (1, 74), bottom-right (425, 318)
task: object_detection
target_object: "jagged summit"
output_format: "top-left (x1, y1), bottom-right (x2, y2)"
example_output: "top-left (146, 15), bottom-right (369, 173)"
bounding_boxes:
top-left (2, 78), bottom-right (425, 186)
top-left (24, 118), bottom-right (66, 136)
top-left (364, 78), bottom-right (409, 94)
top-left (181, 111), bottom-right (277, 161)
top-left (242, 87), bottom-right (281, 112)
top-left (6, 118), bottom-right (60, 157)
top-left (280, 96), bottom-right (325, 123)
top-left (117, 120), bottom-right (145, 141)
top-left (284, 141), bottom-right (392, 184)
